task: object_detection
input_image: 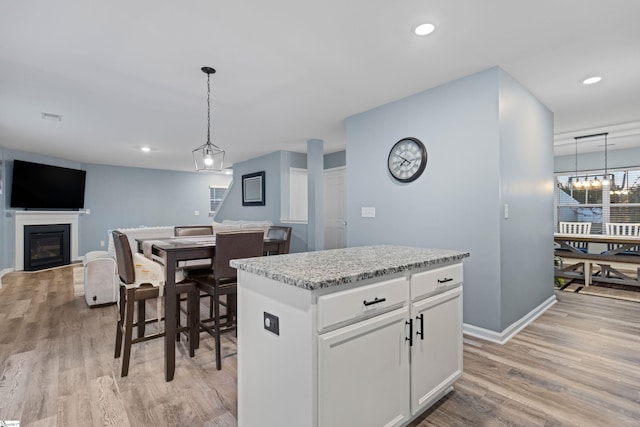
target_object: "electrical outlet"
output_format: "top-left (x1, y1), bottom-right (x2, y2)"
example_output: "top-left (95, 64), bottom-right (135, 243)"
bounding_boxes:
top-left (194, 210), bottom-right (200, 216)
top-left (85, 208), bottom-right (91, 215)
top-left (100, 240), bottom-right (105, 247)
top-left (264, 312), bottom-right (280, 335)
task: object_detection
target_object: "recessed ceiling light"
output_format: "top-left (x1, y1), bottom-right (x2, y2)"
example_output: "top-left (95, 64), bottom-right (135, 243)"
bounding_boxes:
top-left (414, 23), bottom-right (436, 36)
top-left (141, 146), bottom-right (151, 153)
top-left (582, 76), bottom-right (602, 85)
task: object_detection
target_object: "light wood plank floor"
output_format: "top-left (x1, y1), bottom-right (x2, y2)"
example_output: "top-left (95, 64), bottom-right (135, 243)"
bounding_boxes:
top-left (1, 266), bottom-right (639, 426)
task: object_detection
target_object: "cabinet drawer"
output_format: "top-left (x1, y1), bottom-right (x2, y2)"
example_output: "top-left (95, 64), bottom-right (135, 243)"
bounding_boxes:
top-left (411, 263), bottom-right (463, 300)
top-left (317, 277), bottom-right (408, 332)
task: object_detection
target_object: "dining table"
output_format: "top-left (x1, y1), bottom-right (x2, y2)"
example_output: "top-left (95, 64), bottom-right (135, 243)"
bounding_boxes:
top-left (136, 234), bottom-right (286, 381)
top-left (554, 232), bottom-right (640, 287)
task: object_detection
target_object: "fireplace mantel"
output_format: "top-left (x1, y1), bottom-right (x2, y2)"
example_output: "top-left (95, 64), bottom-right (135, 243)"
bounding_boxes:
top-left (14, 211), bottom-right (80, 271)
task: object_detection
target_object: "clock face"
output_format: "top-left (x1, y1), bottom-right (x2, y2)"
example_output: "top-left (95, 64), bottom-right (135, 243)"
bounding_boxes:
top-left (387, 137), bottom-right (427, 183)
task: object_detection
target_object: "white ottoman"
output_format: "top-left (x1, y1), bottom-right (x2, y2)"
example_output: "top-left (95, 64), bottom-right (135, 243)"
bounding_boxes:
top-left (83, 250), bottom-right (118, 307)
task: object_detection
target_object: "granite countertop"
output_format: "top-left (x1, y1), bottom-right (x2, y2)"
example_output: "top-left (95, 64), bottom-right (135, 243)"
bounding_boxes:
top-left (230, 245), bottom-right (469, 290)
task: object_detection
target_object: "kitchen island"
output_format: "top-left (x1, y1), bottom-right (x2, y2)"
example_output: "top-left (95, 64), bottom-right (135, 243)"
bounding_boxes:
top-left (231, 245), bottom-right (469, 427)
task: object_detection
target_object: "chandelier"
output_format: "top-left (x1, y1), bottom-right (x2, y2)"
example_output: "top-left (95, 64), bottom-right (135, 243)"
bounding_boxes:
top-left (571, 132), bottom-right (610, 189)
top-left (193, 66), bottom-right (225, 171)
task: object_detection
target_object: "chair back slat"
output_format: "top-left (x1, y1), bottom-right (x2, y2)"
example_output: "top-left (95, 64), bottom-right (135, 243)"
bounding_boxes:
top-left (175, 225), bottom-right (214, 237)
top-left (559, 222), bottom-right (592, 234)
top-left (558, 222), bottom-right (591, 251)
top-left (214, 231), bottom-right (264, 280)
top-left (112, 230), bottom-right (135, 285)
top-left (605, 223), bottom-right (640, 252)
top-left (606, 223), bottom-right (640, 236)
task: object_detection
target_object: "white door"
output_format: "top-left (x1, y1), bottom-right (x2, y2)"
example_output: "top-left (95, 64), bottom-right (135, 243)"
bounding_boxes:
top-left (410, 287), bottom-right (463, 415)
top-left (324, 167), bottom-right (346, 249)
top-left (318, 307), bottom-right (411, 427)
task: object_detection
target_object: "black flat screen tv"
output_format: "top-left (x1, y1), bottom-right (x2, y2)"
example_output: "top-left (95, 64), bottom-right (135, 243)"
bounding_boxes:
top-left (10, 160), bottom-right (86, 210)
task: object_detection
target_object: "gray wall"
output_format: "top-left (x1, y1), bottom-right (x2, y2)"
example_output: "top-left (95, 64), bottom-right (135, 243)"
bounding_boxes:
top-left (498, 71), bottom-right (555, 330)
top-left (215, 150), bottom-right (346, 254)
top-left (345, 67), bottom-right (554, 333)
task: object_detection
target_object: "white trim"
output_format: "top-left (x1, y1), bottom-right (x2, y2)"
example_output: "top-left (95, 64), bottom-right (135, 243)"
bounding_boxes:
top-left (14, 211), bottom-right (80, 271)
top-left (280, 219), bottom-right (307, 225)
top-left (324, 166), bottom-right (346, 173)
top-left (462, 294), bottom-right (557, 344)
top-left (0, 268), bottom-right (15, 289)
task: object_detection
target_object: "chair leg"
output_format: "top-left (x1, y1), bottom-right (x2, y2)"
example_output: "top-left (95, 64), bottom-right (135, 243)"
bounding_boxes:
top-left (114, 285), bottom-right (126, 358)
top-left (121, 287), bottom-right (136, 377)
top-left (137, 299), bottom-right (146, 338)
top-left (176, 295), bottom-right (182, 342)
top-left (188, 290), bottom-right (198, 357)
top-left (214, 291), bottom-right (222, 370)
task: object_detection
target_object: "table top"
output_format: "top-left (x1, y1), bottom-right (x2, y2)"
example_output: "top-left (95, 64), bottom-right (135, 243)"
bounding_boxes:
top-left (136, 235), bottom-right (283, 251)
top-left (554, 233), bottom-right (640, 243)
top-left (230, 245), bottom-right (469, 290)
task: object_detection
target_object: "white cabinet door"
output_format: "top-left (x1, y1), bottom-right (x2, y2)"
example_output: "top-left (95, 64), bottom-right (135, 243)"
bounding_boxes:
top-left (410, 287), bottom-right (463, 415)
top-left (318, 307), bottom-right (411, 427)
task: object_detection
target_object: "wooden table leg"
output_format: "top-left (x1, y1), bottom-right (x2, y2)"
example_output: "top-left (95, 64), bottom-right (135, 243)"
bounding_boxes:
top-left (164, 252), bottom-right (177, 382)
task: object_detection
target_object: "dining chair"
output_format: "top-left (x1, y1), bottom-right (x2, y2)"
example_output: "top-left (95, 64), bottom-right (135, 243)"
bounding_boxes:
top-left (194, 231), bottom-right (264, 369)
top-left (174, 225), bottom-right (216, 334)
top-left (112, 230), bottom-right (198, 377)
top-left (605, 222), bottom-right (640, 255)
top-left (174, 225), bottom-right (215, 276)
top-left (558, 221), bottom-right (592, 252)
top-left (264, 226), bottom-right (292, 255)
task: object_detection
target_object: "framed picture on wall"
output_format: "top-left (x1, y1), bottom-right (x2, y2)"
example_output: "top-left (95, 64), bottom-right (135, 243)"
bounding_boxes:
top-left (242, 171), bottom-right (265, 206)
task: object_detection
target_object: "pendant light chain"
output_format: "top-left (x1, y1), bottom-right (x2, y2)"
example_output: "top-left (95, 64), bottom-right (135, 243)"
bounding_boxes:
top-left (207, 71), bottom-right (211, 144)
top-left (192, 66), bottom-right (224, 171)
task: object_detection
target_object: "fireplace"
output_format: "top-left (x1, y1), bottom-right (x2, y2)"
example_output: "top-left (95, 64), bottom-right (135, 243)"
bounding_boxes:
top-left (23, 224), bottom-right (71, 271)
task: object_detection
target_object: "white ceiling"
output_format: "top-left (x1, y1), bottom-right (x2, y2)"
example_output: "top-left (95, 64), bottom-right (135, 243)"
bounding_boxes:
top-left (1, 0), bottom-right (640, 171)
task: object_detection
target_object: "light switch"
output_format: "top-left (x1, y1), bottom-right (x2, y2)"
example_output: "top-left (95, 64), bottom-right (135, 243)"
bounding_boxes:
top-left (361, 207), bottom-right (376, 218)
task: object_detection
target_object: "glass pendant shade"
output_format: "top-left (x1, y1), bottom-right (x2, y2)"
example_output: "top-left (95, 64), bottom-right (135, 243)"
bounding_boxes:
top-left (193, 141), bottom-right (225, 171)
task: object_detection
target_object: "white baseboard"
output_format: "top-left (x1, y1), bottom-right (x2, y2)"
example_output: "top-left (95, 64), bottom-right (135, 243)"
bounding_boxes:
top-left (0, 268), bottom-right (16, 289)
top-left (463, 294), bottom-right (557, 344)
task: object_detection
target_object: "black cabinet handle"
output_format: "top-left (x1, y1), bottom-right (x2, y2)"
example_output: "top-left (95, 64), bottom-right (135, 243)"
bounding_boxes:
top-left (363, 297), bottom-right (386, 307)
top-left (416, 313), bottom-right (424, 340)
top-left (405, 319), bottom-right (413, 347)
top-left (437, 277), bottom-right (453, 284)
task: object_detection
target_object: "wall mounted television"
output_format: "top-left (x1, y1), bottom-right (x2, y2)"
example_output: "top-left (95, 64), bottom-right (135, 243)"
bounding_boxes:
top-left (10, 160), bottom-right (87, 210)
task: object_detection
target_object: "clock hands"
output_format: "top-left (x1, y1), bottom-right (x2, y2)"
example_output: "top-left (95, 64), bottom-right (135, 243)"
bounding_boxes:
top-left (397, 155), bottom-right (412, 166)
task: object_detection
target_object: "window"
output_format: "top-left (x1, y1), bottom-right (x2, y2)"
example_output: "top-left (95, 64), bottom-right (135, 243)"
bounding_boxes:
top-left (555, 168), bottom-right (640, 233)
top-left (210, 186), bottom-right (227, 213)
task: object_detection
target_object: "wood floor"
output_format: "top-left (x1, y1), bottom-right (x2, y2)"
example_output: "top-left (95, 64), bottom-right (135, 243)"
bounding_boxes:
top-left (1, 266), bottom-right (639, 426)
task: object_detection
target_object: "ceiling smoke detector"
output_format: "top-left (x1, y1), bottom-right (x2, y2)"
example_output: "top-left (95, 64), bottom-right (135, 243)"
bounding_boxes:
top-left (41, 112), bottom-right (62, 121)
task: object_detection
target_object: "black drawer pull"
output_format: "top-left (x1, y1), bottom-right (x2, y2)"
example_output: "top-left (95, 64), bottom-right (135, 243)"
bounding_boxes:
top-left (406, 319), bottom-right (413, 347)
top-left (363, 297), bottom-right (386, 307)
top-left (416, 313), bottom-right (424, 340)
top-left (437, 277), bottom-right (453, 284)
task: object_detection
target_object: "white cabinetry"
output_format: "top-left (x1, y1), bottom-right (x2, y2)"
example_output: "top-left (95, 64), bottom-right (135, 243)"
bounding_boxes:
top-left (319, 307), bottom-right (410, 427)
top-left (236, 258), bottom-right (464, 427)
top-left (409, 287), bottom-right (463, 414)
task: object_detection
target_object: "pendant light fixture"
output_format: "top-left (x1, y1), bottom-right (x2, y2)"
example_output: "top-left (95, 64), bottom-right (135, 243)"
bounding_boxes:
top-left (572, 132), bottom-right (610, 189)
top-left (193, 66), bottom-right (225, 171)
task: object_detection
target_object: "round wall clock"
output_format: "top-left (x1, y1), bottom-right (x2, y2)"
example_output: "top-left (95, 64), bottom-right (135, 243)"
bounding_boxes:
top-left (387, 137), bottom-right (428, 183)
